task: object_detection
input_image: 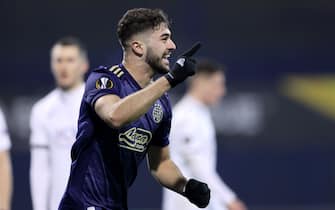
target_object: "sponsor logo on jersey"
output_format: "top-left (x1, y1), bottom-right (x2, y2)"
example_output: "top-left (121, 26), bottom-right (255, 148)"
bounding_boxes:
top-left (152, 103), bottom-right (163, 123)
top-left (119, 127), bottom-right (152, 152)
top-left (95, 77), bottom-right (113, 89)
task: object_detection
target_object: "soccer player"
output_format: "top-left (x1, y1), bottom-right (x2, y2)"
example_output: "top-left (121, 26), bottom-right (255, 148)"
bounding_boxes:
top-left (0, 108), bottom-right (12, 210)
top-left (163, 59), bottom-right (247, 210)
top-left (59, 8), bottom-right (210, 210)
top-left (30, 37), bottom-right (89, 210)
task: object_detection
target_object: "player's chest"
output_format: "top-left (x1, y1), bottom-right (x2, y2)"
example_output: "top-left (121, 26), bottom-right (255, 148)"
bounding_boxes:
top-left (121, 85), bottom-right (165, 131)
top-left (117, 102), bottom-right (166, 153)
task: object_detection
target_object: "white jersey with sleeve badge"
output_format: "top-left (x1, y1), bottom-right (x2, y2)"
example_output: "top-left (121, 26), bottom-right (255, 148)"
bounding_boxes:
top-left (0, 108), bottom-right (11, 152)
top-left (163, 95), bottom-right (236, 210)
top-left (30, 84), bottom-right (84, 210)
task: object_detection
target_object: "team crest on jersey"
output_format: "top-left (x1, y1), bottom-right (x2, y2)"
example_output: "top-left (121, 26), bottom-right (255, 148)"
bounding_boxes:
top-left (152, 103), bottom-right (163, 123)
top-left (95, 77), bottom-right (113, 89)
top-left (119, 127), bottom-right (152, 152)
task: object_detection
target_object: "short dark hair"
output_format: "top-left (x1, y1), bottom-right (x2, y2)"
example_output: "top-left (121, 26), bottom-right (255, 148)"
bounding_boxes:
top-left (196, 59), bottom-right (224, 75)
top-left (52, 36), bottom-right (88, 59)
top-left (117, 8), bottom-right (170, 48)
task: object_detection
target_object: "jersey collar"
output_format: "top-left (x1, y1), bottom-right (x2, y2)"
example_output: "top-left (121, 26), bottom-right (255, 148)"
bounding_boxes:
top-left (119, 63), bottom-right (144, 90)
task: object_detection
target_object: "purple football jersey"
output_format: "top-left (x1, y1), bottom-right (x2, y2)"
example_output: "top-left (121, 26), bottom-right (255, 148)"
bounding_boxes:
top-left (59, 64), bottom-right (172, 210)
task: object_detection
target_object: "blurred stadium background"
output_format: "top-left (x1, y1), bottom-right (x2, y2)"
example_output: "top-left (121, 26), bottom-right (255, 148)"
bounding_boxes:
top-left (1, 0), bottom-right (335, 209)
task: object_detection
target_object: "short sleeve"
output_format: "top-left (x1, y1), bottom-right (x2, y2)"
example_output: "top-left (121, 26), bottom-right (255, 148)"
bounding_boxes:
top-left (84, 69), bottom-right (122, 108)
top-left (151, 96), bottom-right (172, 147)
top-left (0, 108), bottom-right (11, 151)
top-left (30, 104), bottom-right (48, 148)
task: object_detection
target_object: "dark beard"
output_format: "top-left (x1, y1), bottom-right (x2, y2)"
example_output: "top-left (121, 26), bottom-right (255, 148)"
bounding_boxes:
top-left (146, 47), bottom-right (169, 74)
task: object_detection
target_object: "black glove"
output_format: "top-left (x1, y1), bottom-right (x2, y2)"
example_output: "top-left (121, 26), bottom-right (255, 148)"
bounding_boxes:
top-left (183, 179), bottom-right (210, 208)
top-left (165, 42), bottom-right (201, 87)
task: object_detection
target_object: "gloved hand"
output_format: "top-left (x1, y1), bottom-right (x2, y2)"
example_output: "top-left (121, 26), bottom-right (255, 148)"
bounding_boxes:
top-left (183, 179), bottom-right (210, 208)
top-left (164, 42), bottom-right (201, 87)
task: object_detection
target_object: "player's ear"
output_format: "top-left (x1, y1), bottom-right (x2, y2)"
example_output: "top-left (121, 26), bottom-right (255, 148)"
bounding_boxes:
top-left (130, 41), bottom-right (145, 57)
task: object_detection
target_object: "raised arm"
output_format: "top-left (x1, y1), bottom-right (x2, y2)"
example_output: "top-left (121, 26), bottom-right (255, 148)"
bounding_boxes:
top-left (94, 42), bottom-right (201, 128)
top-left (95, 77), bottom-right (170, 128)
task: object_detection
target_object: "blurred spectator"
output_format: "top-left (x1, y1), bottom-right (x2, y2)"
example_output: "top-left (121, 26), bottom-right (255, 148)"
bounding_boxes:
top-left (29, 37), bottom-right (89, 210)
top-left (0, 107), bottom-right (12, 210)
top-left (163, 59), bottom-right (247, 210)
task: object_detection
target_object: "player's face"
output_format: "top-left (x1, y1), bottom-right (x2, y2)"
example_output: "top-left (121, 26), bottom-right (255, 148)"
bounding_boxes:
top-left (51, 45), bottom-right (88, 90)
top-left (145, 23), bottom-right (176, 74)
top-left (202, 72), bottom-right (226, 105)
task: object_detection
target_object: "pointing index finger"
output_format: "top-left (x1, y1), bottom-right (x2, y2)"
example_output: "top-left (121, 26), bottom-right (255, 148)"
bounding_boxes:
top-left (181, 42), bottom-right (202, 57)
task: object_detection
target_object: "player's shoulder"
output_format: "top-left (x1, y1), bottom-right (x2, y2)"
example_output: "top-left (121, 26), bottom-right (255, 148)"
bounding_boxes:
top-left (31, 89), bottom-right (59, 115)
top-left (85, 64), bottom-right (125, 88)
top-left (89, 64), bottom-right (125, 79)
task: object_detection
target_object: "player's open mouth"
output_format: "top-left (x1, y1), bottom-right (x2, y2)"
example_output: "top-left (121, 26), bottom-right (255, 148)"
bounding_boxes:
top-left (162, 54), bottom-right (171, 64)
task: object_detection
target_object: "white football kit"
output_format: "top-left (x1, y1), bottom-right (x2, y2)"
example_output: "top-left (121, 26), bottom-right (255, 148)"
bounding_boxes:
top-left (0, 108), bottom-right (11, 152)
top-left (163, 95), bottom-right (236, 210)
top-left (30, 84), bottom-right (84, 210)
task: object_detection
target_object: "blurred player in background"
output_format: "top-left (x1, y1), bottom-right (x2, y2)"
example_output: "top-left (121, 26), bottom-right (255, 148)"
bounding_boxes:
top-left (29, 37), bottom-right (89, 210)
top-left (163, 59), bottom-right (247, 210)
top-left (0, 108), bottom-right (12, 210)
top-left (59, 8), bottom-right (210, 210)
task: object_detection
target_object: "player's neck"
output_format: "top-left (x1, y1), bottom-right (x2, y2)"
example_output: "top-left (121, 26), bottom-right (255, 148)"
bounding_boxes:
top-left (122, 57), bottom-right (154, 88)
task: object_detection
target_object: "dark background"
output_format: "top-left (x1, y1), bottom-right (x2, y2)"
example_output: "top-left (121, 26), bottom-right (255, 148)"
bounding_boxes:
top-left (1, 0), bottom-right (335, 209)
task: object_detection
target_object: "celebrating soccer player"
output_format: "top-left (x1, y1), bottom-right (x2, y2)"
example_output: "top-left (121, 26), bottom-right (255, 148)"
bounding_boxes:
top-left (59, 8), bottom-right (210, 210)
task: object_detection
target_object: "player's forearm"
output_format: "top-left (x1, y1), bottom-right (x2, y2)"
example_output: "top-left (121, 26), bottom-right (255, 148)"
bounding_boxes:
top-left (0, 151), bottom-right (12, 210)
top-left (150, 159), bottom-right (187, 194)
top-left (108, 77), bottom-right (170, 127)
